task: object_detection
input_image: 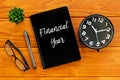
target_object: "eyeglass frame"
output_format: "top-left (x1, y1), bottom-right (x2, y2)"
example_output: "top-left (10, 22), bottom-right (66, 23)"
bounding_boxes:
top-left (4, 40), bottom-right (30, 71)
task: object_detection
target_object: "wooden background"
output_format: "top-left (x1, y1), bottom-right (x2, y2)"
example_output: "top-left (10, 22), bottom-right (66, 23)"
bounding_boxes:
top-left (0, 0), bottom-right (120, 80)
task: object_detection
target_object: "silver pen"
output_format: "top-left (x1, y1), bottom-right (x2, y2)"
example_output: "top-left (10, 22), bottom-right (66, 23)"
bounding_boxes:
top-left (24, 30), bottom-right (36, 69)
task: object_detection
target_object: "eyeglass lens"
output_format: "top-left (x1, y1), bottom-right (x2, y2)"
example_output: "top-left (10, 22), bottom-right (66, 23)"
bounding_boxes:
top-left (15, 59), bottom-right (27, 71)
top-left (5, 43), bottom-right (14, 56)
top-left (4, 40), bottom-right (29, 71)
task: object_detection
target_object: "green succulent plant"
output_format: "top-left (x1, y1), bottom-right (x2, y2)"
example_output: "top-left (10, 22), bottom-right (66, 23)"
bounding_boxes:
top-left (9, 7), bottom-right (24, 24)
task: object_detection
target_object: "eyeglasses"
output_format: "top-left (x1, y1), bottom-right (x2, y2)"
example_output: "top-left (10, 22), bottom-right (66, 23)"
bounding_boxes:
top-left (4, 40), bottom-right (30, 71)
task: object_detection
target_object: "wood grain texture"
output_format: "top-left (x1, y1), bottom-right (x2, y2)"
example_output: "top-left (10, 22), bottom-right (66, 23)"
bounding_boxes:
top-left (1, 0), bottom-right (120, 18)
top-left (1, 47), bottom-right (120, 76)
top-left (0, 77), bottom-right (120, 80)
top-left (0, 0), bottom-right (120, 80)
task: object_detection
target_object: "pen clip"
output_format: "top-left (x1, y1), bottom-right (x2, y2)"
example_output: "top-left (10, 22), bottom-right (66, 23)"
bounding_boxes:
top-left (24, 30), bottom-right (31, 46)
top-left (27, 32), bottom-right (31, 46)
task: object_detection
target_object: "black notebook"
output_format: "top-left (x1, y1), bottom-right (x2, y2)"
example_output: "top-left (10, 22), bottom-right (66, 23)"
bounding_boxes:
top-left (30, 6), bottom-right (81, 69)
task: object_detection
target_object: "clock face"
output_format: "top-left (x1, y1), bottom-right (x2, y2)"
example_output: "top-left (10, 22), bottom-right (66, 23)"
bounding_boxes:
top-left (79, 14), bottom-right (114, 49)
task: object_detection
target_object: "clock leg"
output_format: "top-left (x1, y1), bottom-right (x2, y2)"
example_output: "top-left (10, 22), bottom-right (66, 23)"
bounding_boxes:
top-left (97, 49), bottom-right (100, 52)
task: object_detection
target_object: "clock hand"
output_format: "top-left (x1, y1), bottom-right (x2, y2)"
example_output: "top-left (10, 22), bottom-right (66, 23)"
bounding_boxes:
top-left (97, 29), bottom-right (108, 33)
top-left (95, 32), bottom-right (99, 42)
top-left (90, 25), bottom-right (99, 42)
top-left (91, 25), bottom-right (97, 33)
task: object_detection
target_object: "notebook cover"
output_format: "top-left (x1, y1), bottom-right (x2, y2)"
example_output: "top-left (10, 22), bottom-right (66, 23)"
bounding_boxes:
top-left (30, 6), bottom-right (81, 69)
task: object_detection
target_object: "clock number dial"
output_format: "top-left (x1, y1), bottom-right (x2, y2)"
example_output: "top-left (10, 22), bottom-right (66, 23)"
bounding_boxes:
top-left (105, 22), bottom-right (108, 26)
top-left (86, 20), bottom-right (92, 25)
top-left (89, 41), bottom-right (94, 46)
top-left (96, 42), bottom-right (100, 47)
top-left (106, 28), bottom-right (111, 32)
top-left (92, 18), bottom-right (97, 22)
top-left (85, 37), bottom-right (89, 41)
top-left (98, 18), bottom-right (104, 23)
top-left (82, 25), bottom-right (87, 29)
top-left (79, 14), bottom-right (114, 50)
top-left (101, 40), bottom-right (106, 44)
top-left (106, 34), bottom-right (110, 39)
top-left (81, 31), bottom-right (86, 36)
